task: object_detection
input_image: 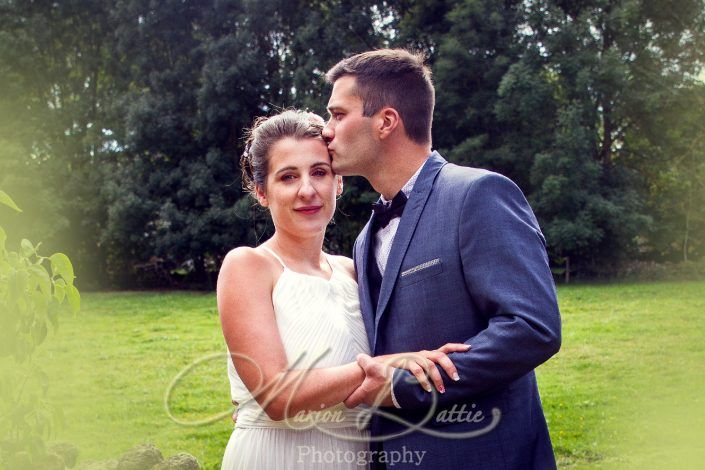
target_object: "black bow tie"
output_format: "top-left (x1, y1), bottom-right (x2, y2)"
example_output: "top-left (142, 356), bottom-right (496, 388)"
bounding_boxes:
top-left (372, 191), bottom-right (407, 229)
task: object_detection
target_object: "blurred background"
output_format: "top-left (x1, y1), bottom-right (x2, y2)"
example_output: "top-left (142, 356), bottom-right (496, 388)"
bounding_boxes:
top-left (1, 1), bottom-right (704, 469)
top-left (1, 0), bottom-right (703, 290)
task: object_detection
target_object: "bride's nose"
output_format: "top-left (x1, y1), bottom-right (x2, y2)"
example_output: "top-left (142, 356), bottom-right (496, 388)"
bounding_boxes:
top-left (297, 177), bottom-right (316, 199)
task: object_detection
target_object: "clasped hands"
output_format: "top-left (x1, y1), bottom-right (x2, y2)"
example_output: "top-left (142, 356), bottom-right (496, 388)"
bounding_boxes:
top-left (343, 343), bottom-right (470, 408)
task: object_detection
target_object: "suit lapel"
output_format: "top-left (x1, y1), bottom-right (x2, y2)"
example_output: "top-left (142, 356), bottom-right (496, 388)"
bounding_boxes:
top-left (373, 152), bottom-right (447, 351)
top-left (355, 216), bottom-right (376, 351)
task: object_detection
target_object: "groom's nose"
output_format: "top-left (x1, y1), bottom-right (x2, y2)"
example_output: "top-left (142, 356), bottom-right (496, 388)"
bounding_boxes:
top-left (322, 121), bottom-right (334, 142)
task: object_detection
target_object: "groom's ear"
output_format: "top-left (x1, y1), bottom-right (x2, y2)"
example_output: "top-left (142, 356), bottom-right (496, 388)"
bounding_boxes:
top-left (377, 107), bottom-right (400, 140)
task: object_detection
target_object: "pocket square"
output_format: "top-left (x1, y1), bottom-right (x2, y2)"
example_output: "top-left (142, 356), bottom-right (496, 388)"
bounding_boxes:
top-left (401, 258), bottom-right (442, 277)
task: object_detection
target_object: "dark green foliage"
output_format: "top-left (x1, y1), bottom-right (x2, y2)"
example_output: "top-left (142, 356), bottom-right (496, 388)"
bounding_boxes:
top-left (519, 0), bottom-right (705, 274)
top-left (0, 0), bottom-right (703, 286)
top-left (398, 0), bottom-right (705, 277)
top-left (97, 0), bottom-right (386, 287)
top-left (0, 0), bottom-right (120, 288)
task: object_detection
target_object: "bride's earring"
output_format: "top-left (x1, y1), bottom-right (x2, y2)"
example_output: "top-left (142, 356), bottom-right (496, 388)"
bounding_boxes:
top-left (335, 176), bottom-right (343, 200)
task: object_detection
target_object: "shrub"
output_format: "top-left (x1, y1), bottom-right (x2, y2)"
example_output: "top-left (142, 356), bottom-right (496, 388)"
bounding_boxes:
top-left (0, 190), bottom-right (80, 468)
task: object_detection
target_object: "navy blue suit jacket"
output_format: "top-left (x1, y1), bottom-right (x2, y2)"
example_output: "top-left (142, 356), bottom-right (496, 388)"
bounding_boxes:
top-left (353, 152), bottom-right (561, 469)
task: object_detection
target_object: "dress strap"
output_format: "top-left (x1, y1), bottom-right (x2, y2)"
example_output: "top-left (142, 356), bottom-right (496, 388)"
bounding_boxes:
top-left (260, 246), bottom-right (287, 269)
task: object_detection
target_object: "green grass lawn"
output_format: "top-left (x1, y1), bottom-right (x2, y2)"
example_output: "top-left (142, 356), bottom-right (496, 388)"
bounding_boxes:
top-left (41, 281), bottom-right (705, 469)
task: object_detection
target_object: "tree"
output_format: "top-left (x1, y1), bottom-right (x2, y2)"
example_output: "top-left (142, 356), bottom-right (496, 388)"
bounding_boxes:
top-left (101, 0), bottom-right (385, 286)
top-left (0, 0), bottom-right (122, 288)
top-left (2, 0), bottom-right (703, 286)
top-left (627, 82), bottom-right (705, 262)
top-left (426, 0), bottom-right (532, 185)
top-left (498, 0), bottom-right (702, 276)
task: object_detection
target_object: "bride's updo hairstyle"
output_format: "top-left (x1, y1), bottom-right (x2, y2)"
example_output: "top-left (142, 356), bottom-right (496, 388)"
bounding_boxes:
top-left (240, 110), bottom-right (326, 199)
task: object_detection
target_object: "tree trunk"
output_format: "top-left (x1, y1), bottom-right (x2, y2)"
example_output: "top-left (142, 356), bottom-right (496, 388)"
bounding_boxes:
top-left (598, 7), bottom-right (614, 167)
top-left (683, 190), bottom-right (691, 262)
top-left (601, 100), bottom-right (613, 166)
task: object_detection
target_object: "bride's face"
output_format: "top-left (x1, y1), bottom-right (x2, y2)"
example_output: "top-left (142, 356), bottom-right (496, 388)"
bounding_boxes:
top-left (256, 137), bottom-right (342, 237)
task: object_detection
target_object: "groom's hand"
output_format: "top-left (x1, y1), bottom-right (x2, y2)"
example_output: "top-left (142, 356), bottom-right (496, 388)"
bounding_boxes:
top-left (344, 353), bottom-right (395, 408)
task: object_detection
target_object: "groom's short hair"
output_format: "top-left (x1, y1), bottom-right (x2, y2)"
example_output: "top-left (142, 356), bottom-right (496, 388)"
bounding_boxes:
top-left (325, 49), bottom-right (434, 145)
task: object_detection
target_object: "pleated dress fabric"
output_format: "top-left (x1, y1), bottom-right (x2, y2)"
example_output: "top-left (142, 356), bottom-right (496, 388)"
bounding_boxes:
top-left (221, 247), bottom-right (371, 469)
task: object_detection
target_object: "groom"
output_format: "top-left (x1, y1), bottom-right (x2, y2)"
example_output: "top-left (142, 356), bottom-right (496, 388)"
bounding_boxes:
top-left (323, 49), bottom-right (562, 469)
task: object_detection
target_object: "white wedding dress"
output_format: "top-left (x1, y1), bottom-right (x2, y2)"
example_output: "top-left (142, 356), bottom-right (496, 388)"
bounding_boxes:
top-left (221, 247), bottom-right (371, 469)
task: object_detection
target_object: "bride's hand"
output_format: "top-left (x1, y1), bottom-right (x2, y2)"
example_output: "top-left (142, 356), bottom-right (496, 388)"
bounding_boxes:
top-left (376, 343), bottom-right (470, 393)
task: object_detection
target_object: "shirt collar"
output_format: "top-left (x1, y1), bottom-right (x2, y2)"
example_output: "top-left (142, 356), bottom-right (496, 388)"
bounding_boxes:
top-left (379, 160), bottom-right (426, 204)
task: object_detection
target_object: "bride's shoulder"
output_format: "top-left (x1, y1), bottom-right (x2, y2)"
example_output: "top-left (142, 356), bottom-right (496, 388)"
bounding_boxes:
top-left (330, 255), bottom-right (356, 280)
top-left (222, 246), bottom-right (265, 267)
top-left (219, 246), bottom-right (277, 283)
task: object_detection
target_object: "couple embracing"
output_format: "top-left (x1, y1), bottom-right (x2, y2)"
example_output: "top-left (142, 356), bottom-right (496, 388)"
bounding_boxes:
top-left (217, 49), bottom-right (561, 470)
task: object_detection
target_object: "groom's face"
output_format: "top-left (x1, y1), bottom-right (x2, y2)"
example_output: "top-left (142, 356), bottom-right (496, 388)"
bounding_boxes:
top-left (323, 75), bottom-right (378, 177)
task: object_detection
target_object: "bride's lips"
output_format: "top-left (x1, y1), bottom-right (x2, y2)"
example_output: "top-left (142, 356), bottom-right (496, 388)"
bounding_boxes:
top-left (294, 205), bottom-right (323, 215)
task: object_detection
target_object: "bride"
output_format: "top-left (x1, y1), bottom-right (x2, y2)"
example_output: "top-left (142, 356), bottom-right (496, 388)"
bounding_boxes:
top-left (218, 110), bottom-right (466, 469)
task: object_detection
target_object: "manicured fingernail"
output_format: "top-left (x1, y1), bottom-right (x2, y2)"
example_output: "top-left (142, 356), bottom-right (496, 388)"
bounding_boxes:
top-left (425, 385), bottom-right (432, 392)
top-left (453, 373), bottom-right (460, 381)
top-left (439, 386), bottom-right (445, 394)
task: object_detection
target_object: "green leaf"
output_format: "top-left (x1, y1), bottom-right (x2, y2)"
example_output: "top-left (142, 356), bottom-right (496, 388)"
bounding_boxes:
top-left (32, 319), bottom-right (48, 347)
top-left (0, 259), bottom-right (10, 276)
top-left (0, 225), bottom-right (6, 252)
top-left (31, 287), bottom-right (49, 314)
top-left (47, 305), bottom-right (59, 332)
top-left (28, 265), bottom-right (52, 299)
top-left (49, 253), bottom-right (75, 283)
top-left (20, 239), bottom-right (35, 258)
top-left (14, 334), bottom-right (29, 362)
top-left (0, 369), bottom-right (14, 400)
top-left (53, 282), bottom-right (66, 303)
top-left (34, 368), bottom-right (49, 393)
top-left (9, 269), bottom-right (28, 302)
top-left (0, 190), bottom-right (22, 212)
top-left (6, 251), bottom-right (20, 267)
top-left (66, 284), bottom-right (80, 312)
top-left (0, 318), bottom-right (15, 357)
top-left (17, 296), bottom-right (28, 315)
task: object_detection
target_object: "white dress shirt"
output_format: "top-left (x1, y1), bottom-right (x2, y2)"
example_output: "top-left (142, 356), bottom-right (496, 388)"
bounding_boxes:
top-left (373, 164), bottom-right (424, 275)
top-left (372, 162), bottom-right (425, 408)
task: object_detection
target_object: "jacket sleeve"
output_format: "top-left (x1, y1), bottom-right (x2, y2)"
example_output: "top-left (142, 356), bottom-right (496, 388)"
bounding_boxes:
top-left (392, 172), bottom-right (561, 409)
top-left (352, 240), bottom-right (358, 272)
